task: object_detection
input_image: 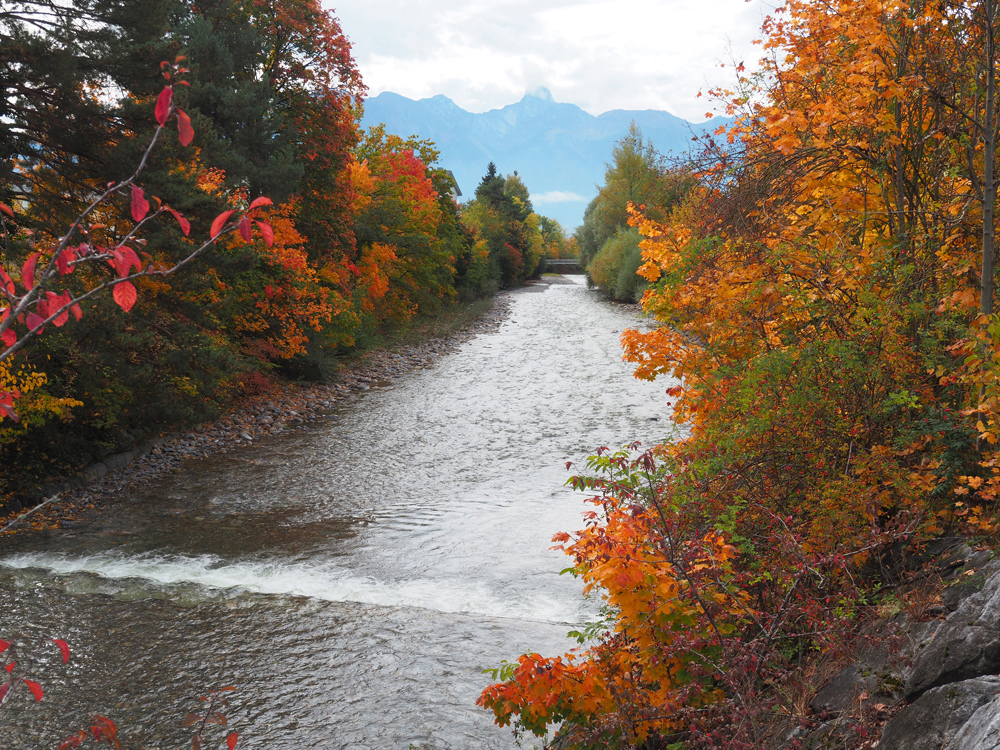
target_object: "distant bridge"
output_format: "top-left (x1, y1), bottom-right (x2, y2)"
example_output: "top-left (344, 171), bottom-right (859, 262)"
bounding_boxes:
top-left (543, 258), bottom-right (584, 274)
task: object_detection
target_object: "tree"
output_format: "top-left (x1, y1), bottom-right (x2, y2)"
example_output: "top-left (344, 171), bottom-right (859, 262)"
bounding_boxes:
top-left (0, 61), bottom-right (275, 423)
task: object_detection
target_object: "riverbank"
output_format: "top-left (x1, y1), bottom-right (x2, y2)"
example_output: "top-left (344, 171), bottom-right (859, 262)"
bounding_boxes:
top-left (0, 292), bottom-right (515, 536)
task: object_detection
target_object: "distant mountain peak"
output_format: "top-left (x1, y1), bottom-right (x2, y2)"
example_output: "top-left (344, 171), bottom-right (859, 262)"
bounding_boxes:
top-left (525, 87), bottom-right (554, 102)
top-left (361, 90), bottom-right (721, 230)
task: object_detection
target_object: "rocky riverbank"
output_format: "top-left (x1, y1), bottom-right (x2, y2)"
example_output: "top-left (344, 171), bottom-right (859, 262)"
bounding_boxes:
top-left (789, 537), bottom-right (1000, 750)
top-left (1, 293), bottom-right (514, 535)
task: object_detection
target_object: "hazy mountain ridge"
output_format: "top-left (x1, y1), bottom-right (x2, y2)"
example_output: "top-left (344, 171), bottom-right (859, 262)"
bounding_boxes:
top-left (361, 90), bottom-right (720, 230)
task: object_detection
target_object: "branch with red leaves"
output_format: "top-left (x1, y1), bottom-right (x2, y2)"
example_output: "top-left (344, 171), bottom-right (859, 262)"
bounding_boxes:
top-left (0, 59), bottom-right (275, 422)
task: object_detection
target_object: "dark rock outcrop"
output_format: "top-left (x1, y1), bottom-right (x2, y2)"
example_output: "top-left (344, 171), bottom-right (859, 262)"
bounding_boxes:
top-left (879, 676), bottom-right (1000, 750)
top-left (905, 559), bottom-right (1000, 699)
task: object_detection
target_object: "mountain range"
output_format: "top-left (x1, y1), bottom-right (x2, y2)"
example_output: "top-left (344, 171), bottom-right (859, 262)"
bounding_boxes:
top-left (360, 89), bottom-right (720, 232)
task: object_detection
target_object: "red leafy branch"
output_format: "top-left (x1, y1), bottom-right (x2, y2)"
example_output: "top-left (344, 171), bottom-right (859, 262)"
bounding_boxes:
top-left (0, 636), bottom-right (70, 710)
top-left (0, 59), bottom-right (275, 421)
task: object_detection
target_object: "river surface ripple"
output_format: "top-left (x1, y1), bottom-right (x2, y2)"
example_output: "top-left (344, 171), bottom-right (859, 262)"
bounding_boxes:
top-left (0, 279), bottom-right (680, 749)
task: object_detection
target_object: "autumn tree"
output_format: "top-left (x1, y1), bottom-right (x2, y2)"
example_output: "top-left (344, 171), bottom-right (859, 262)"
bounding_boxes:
top-left (461, 163), bottom-right (548, 288)
top-left (0, 0), bottom-right (364, 494)
top-left (577, 124), bottom-right (694, 300)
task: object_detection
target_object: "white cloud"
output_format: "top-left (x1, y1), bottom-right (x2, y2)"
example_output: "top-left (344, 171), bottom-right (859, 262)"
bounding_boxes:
top-left (533, 191), bottom-right (589, 204)
top-left (329, 0), bottom-right (772, 121)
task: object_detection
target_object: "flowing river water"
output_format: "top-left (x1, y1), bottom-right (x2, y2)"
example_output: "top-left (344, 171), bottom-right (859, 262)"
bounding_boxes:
top-left (0, 278), bottom-right (679, 749)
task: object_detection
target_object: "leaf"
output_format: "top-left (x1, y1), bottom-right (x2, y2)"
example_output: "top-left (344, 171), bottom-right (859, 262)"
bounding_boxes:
top-left (0, 329), bottom-right (11, 347)
top-left (211, 210), bottom-right (235, 239)
top-left (0, 268), bottom-right (14, 296)
top-left (113, 281), bottom-right (137, 312)
top-left (182, 713), bottom-right (200, 728)
top-left (166, 208), bottom-right (191, 236)
top-left (0, 640), bottom-right (9, 654)
top-left (26, 312), bottom-right (45, 333)
top-left (23, 679), bottom-right (43, 702)
top-left (48, 293), bottom-right (70, 327)
top-left (155, 86), bottom-right (173, 126)
top-left (248, 197), bottom-right (272, 211)
top-left (177, 109), bottom-right (194, 146)
top-left (238, 216), bottom-right (252, 242)
top-left (191, 736), bottom-right (201, 750)
top-left (227, 733), bottom-right (238, 750)
top-left (256, 221), bottom-right (274, 247)
top-left (56, 248), bottom-right (77, 276)
top-left (70, 304), bottom-right (82, 321)
top-left (0, 681), bottom-right (9, 704)
top-left (113, 246), bottom-right (142, 278)
top-left (21, 252), bottom-right (40, 291)
top-left (52, 639), bottom-right (70, 664)
top-left (0, 203), bottom-right (14, 219)
top-left (130, 184), bottom-right (150, 223)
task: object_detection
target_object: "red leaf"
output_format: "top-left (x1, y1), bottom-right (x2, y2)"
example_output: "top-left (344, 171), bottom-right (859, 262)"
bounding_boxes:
top-left (0, 329), bottom-right (12, 347)
top-left (0, 395), bottom-right (19, 422)
top-left (256, 221), bottom-right (274, 247)
top-left (166, 208), bottom-right (191, 236)
top-left (113, 246), bottom-right (142, 278)
top-left (131, 185), bottom-right (150, 223)
top-left (56, 248), bottom-right (77, 276)
top-left (211, 210), bottom-right (235, 239)
top-left (191, 735), bottom-right (201, 750)
top-left (238, 216), bottom-right (252, 243)
top-left (248, 196), bottom-right (272, 211)
top-left (155, 86), bottom-right (173, 126)
top-left (21, 252), bottom-right (40, 291)
top-left (227, 733), bottom-right (239, 750)
top-left (177, 109), bottom-right (194, 146)
top-left (23, 679), bottom-right (43, 702)
top-left (0, 203), bottom-right (14, 219)
top-left (26, 312), bottom-right (45, 333)
top-left (70, 304), bottom-right (82, 321)
top-left (52, 639), bottom-right (70, 664)
top-left (48, 293), bottom-right (69, 327)
top-left (0, 681), bottom-right (9, 704)
top-left (37, 296), bottom-right (49, 318)
top-left (0, 640), bottom-right (8, 654)
top-left (113, 281), bottom-right (137, 312)
top-left (182, 713), bottom-right (200, 728)
top-left (0, 268), bottom-right (14, 296)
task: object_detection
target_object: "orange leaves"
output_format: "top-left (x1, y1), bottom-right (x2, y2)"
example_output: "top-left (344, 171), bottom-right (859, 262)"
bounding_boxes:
top-left (481, 448), bottom-right (750, 743)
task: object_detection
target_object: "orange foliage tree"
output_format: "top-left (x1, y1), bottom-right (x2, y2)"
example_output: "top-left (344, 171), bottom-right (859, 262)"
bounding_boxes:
top-left (482, 0), bottom-right (1000, 746)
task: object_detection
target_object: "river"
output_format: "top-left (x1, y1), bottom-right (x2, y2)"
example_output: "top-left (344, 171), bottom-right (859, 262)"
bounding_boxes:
top-left (0, 278), bottom-right (678, 749)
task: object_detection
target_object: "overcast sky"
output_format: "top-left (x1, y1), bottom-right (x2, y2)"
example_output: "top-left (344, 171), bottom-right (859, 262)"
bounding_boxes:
top-left (328, 0), bottom-right (773, 122)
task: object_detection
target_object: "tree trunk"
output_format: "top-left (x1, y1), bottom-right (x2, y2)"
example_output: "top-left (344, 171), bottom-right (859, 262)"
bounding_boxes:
top-left (983, 0), bottom-right (997, 317)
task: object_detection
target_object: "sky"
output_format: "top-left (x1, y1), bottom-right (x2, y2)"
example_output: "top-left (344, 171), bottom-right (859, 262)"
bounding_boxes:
top-left (328, 0), bottom-right (774, 122)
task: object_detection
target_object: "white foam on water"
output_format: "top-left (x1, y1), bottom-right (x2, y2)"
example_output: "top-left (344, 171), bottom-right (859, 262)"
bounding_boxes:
top-left (0, 551), bottom-right (586, 624)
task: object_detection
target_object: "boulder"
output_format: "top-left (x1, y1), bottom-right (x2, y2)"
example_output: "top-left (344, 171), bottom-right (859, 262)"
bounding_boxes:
top-left (906, 560), bottom-right (1000, 699)
top-left (945, 691), bottom-right (1000, 750)
top-left (879, 676), bottom-right (1000, 750)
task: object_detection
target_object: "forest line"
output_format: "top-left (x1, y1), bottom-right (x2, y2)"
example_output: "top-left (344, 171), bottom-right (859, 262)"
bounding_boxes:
top-left (0, 0), bottom-right (574, 500)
